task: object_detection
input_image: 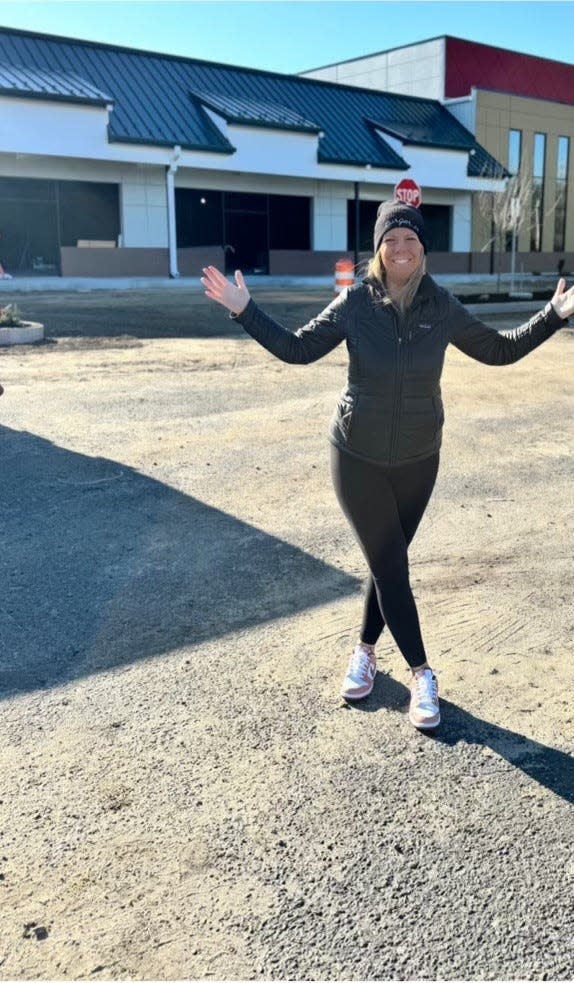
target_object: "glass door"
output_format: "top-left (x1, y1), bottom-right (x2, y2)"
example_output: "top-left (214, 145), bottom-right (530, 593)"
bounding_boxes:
top-left (223, 193), bottom-right (269, 274)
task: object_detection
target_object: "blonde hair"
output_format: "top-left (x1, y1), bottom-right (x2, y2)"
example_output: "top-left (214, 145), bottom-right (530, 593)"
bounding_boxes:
top-left (367, 251), bottom-right (426, 313)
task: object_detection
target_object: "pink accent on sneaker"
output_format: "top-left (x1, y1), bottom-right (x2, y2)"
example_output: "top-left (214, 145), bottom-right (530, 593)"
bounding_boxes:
top-left (341, 644), bottom-right (377, 700)
top-left (409, 668), bottom-right (440, 729)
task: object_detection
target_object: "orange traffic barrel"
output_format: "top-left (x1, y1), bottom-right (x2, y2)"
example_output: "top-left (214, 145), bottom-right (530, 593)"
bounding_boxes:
top-left (335, 258), bottom-right (354, 294)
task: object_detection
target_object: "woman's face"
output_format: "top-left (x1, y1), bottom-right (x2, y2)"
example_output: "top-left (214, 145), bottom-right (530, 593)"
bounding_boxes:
top-left (379, 227), bottom-right (424, 285)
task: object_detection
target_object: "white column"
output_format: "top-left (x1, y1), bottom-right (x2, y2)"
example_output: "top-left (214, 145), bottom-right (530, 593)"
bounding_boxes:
top-left (120, 168), bottom-right (168, 247)
top-left (166, 146), bottom-right (181, 278)
top-left (313, 186), bottom-right (349, 251)
top-left (451, 194), bottom-right (472, 252)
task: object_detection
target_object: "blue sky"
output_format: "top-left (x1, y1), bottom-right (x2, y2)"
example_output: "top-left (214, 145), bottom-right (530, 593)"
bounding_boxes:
top-left (0, 1), bottom-right (572, 72)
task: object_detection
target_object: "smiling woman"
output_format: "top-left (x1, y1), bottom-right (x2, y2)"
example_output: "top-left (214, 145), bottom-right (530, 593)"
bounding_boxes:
top-left (368, 200), bottom-right (427, 313)
top-left (200, 196), bottom-right (573, 733)
top-left (379, 228), bottom-right (423, 281)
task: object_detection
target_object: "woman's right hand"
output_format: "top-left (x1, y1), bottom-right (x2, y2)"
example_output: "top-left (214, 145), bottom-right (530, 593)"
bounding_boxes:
top-left (201, 266), bottom-right (250, 315)
top-left (550, 277), bottom-right (574, 320)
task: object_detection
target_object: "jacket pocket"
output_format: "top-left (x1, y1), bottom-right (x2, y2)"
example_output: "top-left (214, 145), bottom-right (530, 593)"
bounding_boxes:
top-left (339, 393), bottom-right (356, 438)
top-left (398, 395), bottom-right (441, 460)
top-left (342, 393), bottom-right (394, 462)
top-left (331, 392), bottom-right (357, 443)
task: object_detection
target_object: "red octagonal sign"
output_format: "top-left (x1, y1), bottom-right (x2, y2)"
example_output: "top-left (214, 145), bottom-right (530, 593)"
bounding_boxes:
top-left (394, 179), bottom-right (422, 209)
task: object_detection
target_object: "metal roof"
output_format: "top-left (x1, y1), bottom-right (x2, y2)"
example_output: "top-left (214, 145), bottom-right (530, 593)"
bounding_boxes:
top-left (0, 27), bottom-right (506, 177)
top-left (468, 141), bottom-right (505, 179)
top-left (191, 89), bottom-right (322, 133)
top-left (369, 116), bottom-right (474, 151)
top-left (0, 61), bottom-right (112, 104)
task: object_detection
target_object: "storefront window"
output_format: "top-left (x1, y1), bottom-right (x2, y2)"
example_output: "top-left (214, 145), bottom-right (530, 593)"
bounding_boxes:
top-left (176, 189), bottom-right (310, 274)
top-left (269, 195), bottom-right (310, 250)
top-left (58, 181), bottom-right (119, 247)
top-left (347, 200), bottom-right (450, 254)
top-left (420, 205), bottom-right (451, 252)
top-left (0, 178), bottom-right (58, 273)
top-left (508, 130), bottom-right (522, 174)
top-left (346, 200), bottom-right (379, 253)
top-left (176, 190), bottom-right (223, 247)
top-left (530, 133), bottom-right (546, 252)
top-left (0, 177), bottom-right (119, 274)
top-left (554, 136), bottom-right (569, 252)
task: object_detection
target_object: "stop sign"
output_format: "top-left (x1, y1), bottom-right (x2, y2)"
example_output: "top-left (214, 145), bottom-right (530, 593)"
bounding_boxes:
top-left (394, 179), bottom-right (422, 208)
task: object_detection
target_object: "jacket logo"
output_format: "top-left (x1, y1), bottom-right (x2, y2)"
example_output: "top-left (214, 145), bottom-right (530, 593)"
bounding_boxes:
top-left (419, 322), bottom-right (432, 331)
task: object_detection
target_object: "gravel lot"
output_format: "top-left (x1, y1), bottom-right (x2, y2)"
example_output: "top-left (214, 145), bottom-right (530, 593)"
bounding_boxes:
top-left (0, 289), bottom-right (572, 981)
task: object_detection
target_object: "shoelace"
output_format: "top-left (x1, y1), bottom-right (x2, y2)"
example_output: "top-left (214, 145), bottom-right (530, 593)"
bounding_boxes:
top-left (414, 671), bottom-right (437, 702)
top-left (350, 648), bottom-right (373, 677)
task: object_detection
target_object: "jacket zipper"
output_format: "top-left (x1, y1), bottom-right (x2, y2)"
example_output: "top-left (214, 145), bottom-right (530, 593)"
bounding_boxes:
top-left (390, 310), bottom-right (406, 464)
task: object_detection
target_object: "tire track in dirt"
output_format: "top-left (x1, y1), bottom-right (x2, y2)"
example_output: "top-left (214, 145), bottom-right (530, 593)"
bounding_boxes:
top-left (433, 602), bottom-right (528, 659)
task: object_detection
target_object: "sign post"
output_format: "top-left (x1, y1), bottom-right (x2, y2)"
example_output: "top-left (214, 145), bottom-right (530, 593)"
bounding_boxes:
top-left (509, 196), bottom-right (520, 294)
top-left (394, 179), bottom-right (422, 209)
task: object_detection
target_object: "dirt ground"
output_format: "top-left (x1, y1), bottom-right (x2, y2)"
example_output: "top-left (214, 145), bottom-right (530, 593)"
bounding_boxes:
top-left (0, 290), bottom-right (572, 981)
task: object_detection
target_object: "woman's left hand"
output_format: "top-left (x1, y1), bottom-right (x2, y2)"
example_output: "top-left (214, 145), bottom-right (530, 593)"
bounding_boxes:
top-left (550, 278), bottom-right (574, 320)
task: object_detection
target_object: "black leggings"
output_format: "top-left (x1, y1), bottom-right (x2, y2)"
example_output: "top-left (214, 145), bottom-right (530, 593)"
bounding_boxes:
top-left (330, 445), bottom-right (439, 669)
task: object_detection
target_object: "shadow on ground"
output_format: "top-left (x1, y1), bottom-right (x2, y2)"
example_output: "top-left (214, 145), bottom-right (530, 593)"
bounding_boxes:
top-left (0, 424), bottom-right (359, 698)
top-left (349, 671), bottom-right (574, 806)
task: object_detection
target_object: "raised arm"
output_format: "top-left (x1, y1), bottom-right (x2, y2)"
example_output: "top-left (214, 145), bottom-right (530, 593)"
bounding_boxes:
top-left (448, 278), bottom-right (572, 366)
top-left (202, 265), bottom-right (251, 315)
top-left (201, 266), bottom-right (347, 365)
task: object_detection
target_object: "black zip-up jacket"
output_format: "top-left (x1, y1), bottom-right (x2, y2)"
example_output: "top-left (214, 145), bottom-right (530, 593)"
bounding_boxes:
top-left (233, 274), bottom-right (566, 467)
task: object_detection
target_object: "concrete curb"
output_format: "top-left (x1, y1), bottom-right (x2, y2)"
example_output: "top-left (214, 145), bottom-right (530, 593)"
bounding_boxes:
top-left (0, 322), bottom-right (45, 346)
top-left (465, 301), bottom-right (545, 315)
top-left (0, 273), bottom-right (561, 292)
top-left (0, 275), bottom-right (562, 318)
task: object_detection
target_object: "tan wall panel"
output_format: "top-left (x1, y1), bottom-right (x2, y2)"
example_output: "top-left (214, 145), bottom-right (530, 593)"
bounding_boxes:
top-left (473, 90), bottom-right (574, 257)
top-left (60, 246), bottom-right (224, 277)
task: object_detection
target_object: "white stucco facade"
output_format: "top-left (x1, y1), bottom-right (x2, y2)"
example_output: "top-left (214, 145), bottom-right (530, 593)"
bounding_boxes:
top-left (445, 94), bottom-right (478, 136)
top-left (312, 185), bottom-right (348, 251)
top-left (0, 36), bottom-right (510, 281)
top-left (301, 39), bottom-right (446, 100)
top-left (0, 89), bottom-right (501, 259)
top-left (121, 170), bottom-right (169, 248)
top-left (0, 96), bottom-right (112, 158)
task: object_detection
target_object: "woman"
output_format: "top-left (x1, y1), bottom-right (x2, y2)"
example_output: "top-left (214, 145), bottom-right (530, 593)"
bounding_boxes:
top-left (201, 200), bottom-right (573, 731)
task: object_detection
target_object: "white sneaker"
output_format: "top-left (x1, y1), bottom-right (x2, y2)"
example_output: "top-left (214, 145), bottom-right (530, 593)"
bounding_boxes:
top-left (409, 668), bottom-right (440, 730)
top-left (341, 644), bottom-right (377, 700)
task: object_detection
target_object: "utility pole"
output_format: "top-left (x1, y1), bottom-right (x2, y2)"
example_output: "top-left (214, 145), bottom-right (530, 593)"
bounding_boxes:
top-left (354, 182), bottom-right (360, 272)
top-left (509, 196), bottom-right (520, 294)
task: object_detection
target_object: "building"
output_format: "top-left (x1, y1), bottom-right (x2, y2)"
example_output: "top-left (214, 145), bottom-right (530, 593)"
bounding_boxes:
top-left (0, 27), bottom-right (506, 279)
top-left (302, 36), bottom-right (574, 273)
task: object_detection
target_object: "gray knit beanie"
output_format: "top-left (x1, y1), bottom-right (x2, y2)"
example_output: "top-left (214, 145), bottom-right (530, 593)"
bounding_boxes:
top-left (373, 200), bottom-right (427, 255)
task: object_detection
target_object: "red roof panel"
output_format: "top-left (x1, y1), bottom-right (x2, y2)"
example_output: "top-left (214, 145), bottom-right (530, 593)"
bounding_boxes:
top-left (445, 37), bottom-right (574, 105)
